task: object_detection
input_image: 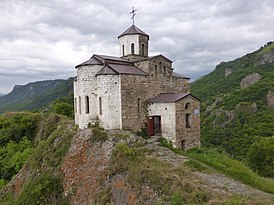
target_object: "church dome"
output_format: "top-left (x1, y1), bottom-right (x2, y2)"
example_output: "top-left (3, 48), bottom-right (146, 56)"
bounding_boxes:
top-left (118, 25), bottom-right (149, 39)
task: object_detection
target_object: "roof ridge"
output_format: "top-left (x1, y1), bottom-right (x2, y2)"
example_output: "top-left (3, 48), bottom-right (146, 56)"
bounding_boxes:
top-left (118, 24), bottom-right (149, 39)
top-left (107, 64), bottom-right (119, 74)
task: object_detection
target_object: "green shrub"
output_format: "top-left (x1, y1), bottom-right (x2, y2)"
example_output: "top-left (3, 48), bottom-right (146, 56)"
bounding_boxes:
top-left (170, 192), bottom-right (185, 205)
top-left (247, 136), bottom-right (274, 177)
top-left (136, 127), bottom-right (148, 139)
top-left (15, 174), bottom-right (68, 205)
top-left (53, 102), bottom-right (74, 118)
top-left (90, 123), bottom-right (108, 142)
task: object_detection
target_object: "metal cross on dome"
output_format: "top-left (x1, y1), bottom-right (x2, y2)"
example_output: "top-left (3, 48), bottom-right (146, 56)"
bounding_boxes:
top-left (130, 6), bottom-right (137, 25)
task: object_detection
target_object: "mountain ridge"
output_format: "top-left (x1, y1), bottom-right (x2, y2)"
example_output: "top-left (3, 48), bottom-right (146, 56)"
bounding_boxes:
top-left (0, 78), bottom-right (74, 113)
top-left (191, 41), bottom-right (274, 176)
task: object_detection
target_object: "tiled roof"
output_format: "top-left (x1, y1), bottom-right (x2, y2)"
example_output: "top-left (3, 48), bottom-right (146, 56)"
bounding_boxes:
top-left (75, 54), bottom-right (130, 68)
top-left (76, 54), bottom-right (147, 76)
top-left (75, 56), bottom-right (103, 68)
top-left (118, 25), bottom-right (149, 39)
top-left (148, 93), bottom-right (199, 103)
top-left (172, 72), bottom-right (190, 79)
top-left (96, 64), bottom-right (147, 76)
top-left (95, 54), bottom-right (131, 63)
top-left (96, 65), bottom-right (117, 75)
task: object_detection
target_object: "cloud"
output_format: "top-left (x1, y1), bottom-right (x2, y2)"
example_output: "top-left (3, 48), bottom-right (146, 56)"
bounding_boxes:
top-left (0, 0), bottom-right (274, 93)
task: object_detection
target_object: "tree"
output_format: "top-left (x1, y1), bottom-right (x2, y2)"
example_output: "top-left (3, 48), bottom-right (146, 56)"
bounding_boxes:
top-left (247, 136), bottom-right (274, 177)
top-left (53, 102), bottom-right (73, 118)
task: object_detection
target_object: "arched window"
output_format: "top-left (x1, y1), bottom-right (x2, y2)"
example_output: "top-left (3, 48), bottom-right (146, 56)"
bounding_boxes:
top-left (99, 97), bottom-right (102, 115)
top-left (155, 65), bottom-right (157, 76)
top-left (163, 66), bottom-right (166, 75)
top-left (131, 43), bottom-right (135, 54)
top-left (79, 96), bottom-right (82, 114)
top-left (141, 44), bottom-right (145, 55)
top-left (185, 102), bottom-right (191, 110)
top-left (137, 98), bottom-right (141, 113)
top-left (74, 98), bottom-right (77, 113)
top-left (85, 96), bottom-right (89, 114)
top-left (122, 45), bottom-right (125, 56)
top-left (186, 114), bottom-right (191, 128)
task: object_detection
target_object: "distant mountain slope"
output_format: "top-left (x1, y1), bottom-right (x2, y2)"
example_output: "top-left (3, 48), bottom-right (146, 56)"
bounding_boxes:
top-left (191, 41), bottom-right (274, 163)
top-left (0, 78), bottom-right (74, 113)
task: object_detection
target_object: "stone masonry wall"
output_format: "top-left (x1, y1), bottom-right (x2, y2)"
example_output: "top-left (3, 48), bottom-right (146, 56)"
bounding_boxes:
top-left (148, 103), bottom-right (176, 142)
top-left (175, 96), bottom-right (200, 149)
top-left (120, 56), bottom-right (190, 132)
top-left (97, 75), bottom-right (122, 129)
top-left (119, 35), bottom-right (139, 56)
top-left (74, 65), bottom-right (102, 129)
top-left (120, 75), bottom-right (148, 131)
top-left (139, 35), bottom-right (149, 56)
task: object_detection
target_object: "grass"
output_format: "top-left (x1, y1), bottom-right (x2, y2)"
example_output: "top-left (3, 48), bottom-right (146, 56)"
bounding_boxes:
top-left (186, 148), bottom-right (274, 194)
top-left (14, 174), bottom-right (68, 205)
top-left (110, 142), bottom-right (213, 204)
top-left (89, 122), bottom-right (108, 142)
top-left (158, 137), bottom-right (184, 154)
top-left (158, 137), bottom-right (274, 195)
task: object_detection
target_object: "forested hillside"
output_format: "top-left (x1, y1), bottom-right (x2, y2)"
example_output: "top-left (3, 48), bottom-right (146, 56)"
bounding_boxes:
top-left (1, 112), bottom-right (274, 204)
top-left (0, 78), bottom-right (74, 113)
top-left (191, 41), bottom-right (274, 177)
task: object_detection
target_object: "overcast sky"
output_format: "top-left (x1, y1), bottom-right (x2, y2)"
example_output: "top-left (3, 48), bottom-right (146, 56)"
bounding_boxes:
top-left (0, 0), bottom-right (274, 94)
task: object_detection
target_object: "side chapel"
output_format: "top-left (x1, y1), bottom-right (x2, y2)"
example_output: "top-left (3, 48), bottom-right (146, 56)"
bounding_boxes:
top-left (74, 20), bottom-right (200, 149)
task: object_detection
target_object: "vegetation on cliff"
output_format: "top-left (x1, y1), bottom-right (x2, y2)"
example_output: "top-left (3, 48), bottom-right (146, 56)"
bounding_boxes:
top-left (191, 42), bottom-right (274, 177)
top-left (1, 113), bottom-right (274, 204)
top-left (0, 112), bottom-right (77, 205)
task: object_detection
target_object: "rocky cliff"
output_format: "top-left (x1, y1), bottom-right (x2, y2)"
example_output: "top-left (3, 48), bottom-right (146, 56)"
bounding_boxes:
top-left (1, 117), bottom-right (274, 204)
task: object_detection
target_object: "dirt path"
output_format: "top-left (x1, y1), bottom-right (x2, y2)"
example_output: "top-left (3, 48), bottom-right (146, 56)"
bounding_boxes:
top-left (145, 136), bottom-right (274, 204)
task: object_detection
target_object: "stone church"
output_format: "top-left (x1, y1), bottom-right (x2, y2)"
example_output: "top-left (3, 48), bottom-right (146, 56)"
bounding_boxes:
top-left (74, 24), bottom-right (200, 149)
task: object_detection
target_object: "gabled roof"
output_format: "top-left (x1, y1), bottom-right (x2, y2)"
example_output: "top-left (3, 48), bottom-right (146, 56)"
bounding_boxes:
top-left (148, 93), bottom-right (200, 103)
top-left (118, 24), bottom-right (149, 39)
top-left (96, 63), bottom-right (147, 76)
top-left (149, 55), bottom-right (173, 63)
top-left (75, 55), bottom-right (103, 68)
top-left (75, 54), bottom-right (131, 68)
top-left (172, 72), bottom-right (190, 79)
top-left (95, 54), bottom-right (131, 64)
top-left (76, 53), bottom-right (147, 76)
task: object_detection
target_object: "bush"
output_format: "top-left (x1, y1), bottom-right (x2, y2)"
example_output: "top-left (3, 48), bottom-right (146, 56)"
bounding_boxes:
top-left (15, 174), bottom-right (68, 205)
top-left (89, 123), bottom-right (108, 142)
top-left (53, 102), bottom-right (74, 118)
top-left (136, 127), bottom-right (148, 139)
top-left (247, 136), bottom-right (274, 177)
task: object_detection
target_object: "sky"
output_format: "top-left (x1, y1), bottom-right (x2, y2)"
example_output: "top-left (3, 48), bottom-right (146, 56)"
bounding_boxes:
top-left (0, 0), bottom-right (274, 94)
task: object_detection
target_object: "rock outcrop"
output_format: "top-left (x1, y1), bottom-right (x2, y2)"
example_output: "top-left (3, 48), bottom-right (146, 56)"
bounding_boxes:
top-left (240, 73), bottom-right (261, 89)
top-left (224, 68), bottom-right (233, 77)
top-left (267, 90), bottom-right (274, 107)
top-left (205, 97), bottom-right (223, 112)
top-left (257, 49), bottom-right (274, 65)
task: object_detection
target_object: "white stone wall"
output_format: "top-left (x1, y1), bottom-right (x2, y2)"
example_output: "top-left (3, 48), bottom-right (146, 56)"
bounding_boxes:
top-left (148, 103), bottom-right (176, 142)
top-left (97, 75), bottom-right (122, 130)
top-left (74, 65), bottom-right (103, 129)
top-left (119, 35), bottom-right (139, 56)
